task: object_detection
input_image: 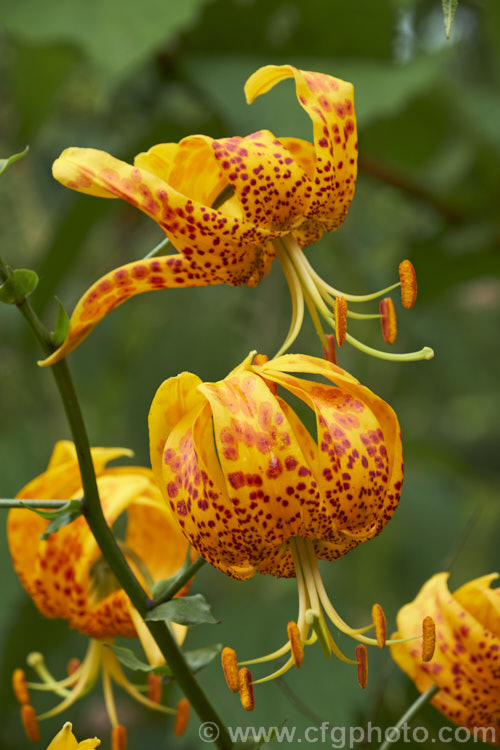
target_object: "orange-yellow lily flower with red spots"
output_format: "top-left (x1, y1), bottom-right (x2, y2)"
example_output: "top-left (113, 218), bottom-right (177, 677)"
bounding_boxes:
top-left (46, 722), bottom-right (100, 750)
top-left (391, 572), bottom-right (500, 745)
top-left (40, 64), bottom-right (360, 365)
top-left (149, 352), bottom-right (427, 706)
top-left (9, 441), bottom-right (191, 743)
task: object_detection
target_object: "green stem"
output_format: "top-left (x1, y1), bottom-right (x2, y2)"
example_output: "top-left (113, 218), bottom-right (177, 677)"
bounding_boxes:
top-left (143, 236), bottom-right (170, 259)
top-left (0, 499), bottom-right (73, 509)
top-left (1, 255), bottom-right (233, 750)
top-left (148, 557), bottom-right (207, 610)
top-left (378, 684), bottom-right (439, 750)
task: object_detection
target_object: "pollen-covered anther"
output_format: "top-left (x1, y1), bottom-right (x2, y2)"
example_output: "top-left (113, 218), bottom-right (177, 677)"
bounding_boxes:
top-left (21, 704), bottom-right (40, 743)
top-left (12, 669), bottom-right (29, 705)
top-left (67, 658), bottom-right (81, 678)
top-left (111, 725), bottom-right (127, 750)
top-left (371, 603), bottom-right (387, 649)
top-left (421, 616), bottom-right (436, 662)
top-left (147, 674), bottom-right (162, 704)
top-left (238, 667), bottom-right (255, 712)
top-left (334, 296), bottom-right (348, 347)
top-left (174, 698), bottom-right (190, 736)
top-left (221, 647), bottom-right (239, 693)
top-left (399, 260), bottom-right (417, 309)
top-left (287, 621), bottom-right (304, 668)
top-left (322, 333), bottom-right (337, 364)
top-left (379, 298), bottom-right (397, 345)
top-left (355, 644), bottom-right (368, 689)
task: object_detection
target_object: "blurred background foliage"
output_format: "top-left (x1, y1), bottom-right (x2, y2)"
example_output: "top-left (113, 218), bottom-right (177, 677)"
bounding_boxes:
top-left (1, 0), bottom-right (499, 747)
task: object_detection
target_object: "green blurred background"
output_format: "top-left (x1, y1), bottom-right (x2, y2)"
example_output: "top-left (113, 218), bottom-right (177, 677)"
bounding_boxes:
top-left (1, 0), bottom-right (499, 747)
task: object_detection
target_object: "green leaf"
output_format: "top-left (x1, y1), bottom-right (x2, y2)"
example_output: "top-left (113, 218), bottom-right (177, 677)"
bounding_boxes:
top-left (145, 594), bottom-right (219, 626)
top-left (50, 298), bottom-right (70, 347)
top-left (0, 146), bottom-right (29, 176)
top-left (442, 0), bottom-right (459, 39)
top-left (151, 546), bottom-right (193, 600)
top-left (0, 269), bottom-right (39, 304)
top-left (21, 499), bottom-right (83, 539)
top-left (107, 642), bottom-right (221, 675)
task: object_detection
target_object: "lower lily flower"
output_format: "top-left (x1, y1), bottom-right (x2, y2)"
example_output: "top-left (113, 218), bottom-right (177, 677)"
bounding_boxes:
top-left (46, 722), bottom-right (99, 750)
top-left (149, 352), bottom-right (432, 708)
top-left (9, 441), bottom-right (191, 744)
top-left (40, 64), bottom-right (431, 367)
top-left (391, 572), bottom-right (500, 745)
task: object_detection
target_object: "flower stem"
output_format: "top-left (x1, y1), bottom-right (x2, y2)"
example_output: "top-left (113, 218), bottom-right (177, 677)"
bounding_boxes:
top-left (148, 556), bottom-right (207, 609)
top-left (378, 684), bottom-right (439, 750)
top-left (1, 254), bottom-right (233, 750)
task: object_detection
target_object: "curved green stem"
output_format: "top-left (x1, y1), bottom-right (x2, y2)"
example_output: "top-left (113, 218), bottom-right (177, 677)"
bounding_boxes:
top-left (0, 499), bottom-right (71, 509)
top-left (148, 556), bottom-right (207, 610)
top-left (378, 684), bottom-right (439, 750)
top-left (1, 254), bottom-right (233, 750)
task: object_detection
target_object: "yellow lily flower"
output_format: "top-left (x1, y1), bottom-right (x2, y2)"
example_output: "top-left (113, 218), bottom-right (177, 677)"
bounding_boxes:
top-left (391, 572), bottom-right (500, 745)
top-left (149, 352), bottom-right (432, 707)
top-left (40, 64), bottom-right (428, 367)
top-left (9, 442), bottom-right (191, 743)
top-left (46, 722), bottom-right (100, 750)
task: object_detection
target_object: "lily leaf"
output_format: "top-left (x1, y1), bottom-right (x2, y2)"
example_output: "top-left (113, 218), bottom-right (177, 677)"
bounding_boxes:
top-left (107, 642), bottom-right (221, 675)
top-left (442, 0), bottom-right (458, 39)
top-left (21, 499), bottom-right (83, 539)
top-left (50, 298), bottom-right (70, 347)
top-left (0, 269), bottom-right (39, 304)
top-left (145, 594), bottom-right (219, 626)
top-left (0, 146), bottom-right (29, 176)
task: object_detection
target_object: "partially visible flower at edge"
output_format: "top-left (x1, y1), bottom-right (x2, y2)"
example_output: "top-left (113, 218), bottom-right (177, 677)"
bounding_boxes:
top-left (40, 64), bottom-right (431, 367)
top-left (47, 722), bottom-right (100, 750)
top-left (391, 572), bottom-right (500, 746)
top-left (148, 351), bottom-right (434, 709)
top-left (9, 441), bottom-right (191, 744)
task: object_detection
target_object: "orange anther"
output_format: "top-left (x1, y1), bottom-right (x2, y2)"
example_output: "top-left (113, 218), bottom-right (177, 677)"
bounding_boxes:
top-left (334, 296), bottom-right (347, 347)
top-left (253, 354), bottom-right (269, 366)
top-left (111, 725), bottom-right (127, 750)
top-left (322, 333), bottom-right (337, 364)
top-left (287, 621), bottom-right (304, 667)
top-left (221, 647), bottom-right (239, 693)
top-left (67, 658), bottom-right (81, 683)
top-left (379, 298), bottom-right (397, 345)
top-left (355, 644), bottom-right (368, 689)
top-left (371, 603), bottom-right (387, 649)
top-left (173, 698), bottom-right (190, 736)
top-left (238, 667), bottom-right (255, 711)
top-left (12, 669), bottom-right (29, 705)
top-left (21, 704), bottom-right (40, 743)
top-left (422, 616), bottom-right (436, 662)
top-left (147, 674), bottom-right (162, 704)
top-left (399, 260), bottom-right (417, 309)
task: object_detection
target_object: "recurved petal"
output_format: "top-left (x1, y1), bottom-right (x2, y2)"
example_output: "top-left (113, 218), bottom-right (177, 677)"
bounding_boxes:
top-left (209, 130), bottom-right (310, 229)
top-left (149, 372), bottom-right (205, 490)
top-left (161, 401), bottom-right (257, 578)
top-left (38, 255), bottom-right (221, 366)
top-left (454, 574), bottom-right (500, 638)
top-left (245, 65), bottom-right (357, 230)
top-left (200, 371), bottom-right (313, 557)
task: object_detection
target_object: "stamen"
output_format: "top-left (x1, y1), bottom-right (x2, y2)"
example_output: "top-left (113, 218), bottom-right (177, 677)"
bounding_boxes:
top-left (371, 604), bottom-right (387, 649)
top-left (345, 333), bottom-right (434, 362)
top-left (305, 610), bottom-right (331, 658)
top-left (399, 260), bottom-right (417, 309)
top-left (221, 647), bottom-right (239, 693)
top-left (102, 653), bottom-right (120, 728)
top-left (12, 669), bottom-right (30, 704)
top-left (273, 240), bottom-right (305, 357)
top-left (67, 658), bottom-right (81, 678)
top-left (334, 297), bottom-right (347, 347)
top-left (421, 616), bottom-right (436, 662)
top-left (355, 645), bottom-right (368, 689)
top-left (21, 704), bottom-right (40, 742)
top-left (322, 333), bottom-right (337, 364)
top-left (251, 656), bottom-right (295, 685)
top-left (238, 668), bottom-right (255, 712)
top-left (287, 622), bottom-right (304, 667)
top-left (147, 674), bottom-right (162, 704)
top-left (111, 725), bottom-right (127, 750)
top-left (106, 655), bottom-right (175, 715)
top-left (27, 652), bottom-right (72, 698)
top-left (174, 698), bottom-right (190, 736)
top-left (379, 298), bottom-right (397, 345)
